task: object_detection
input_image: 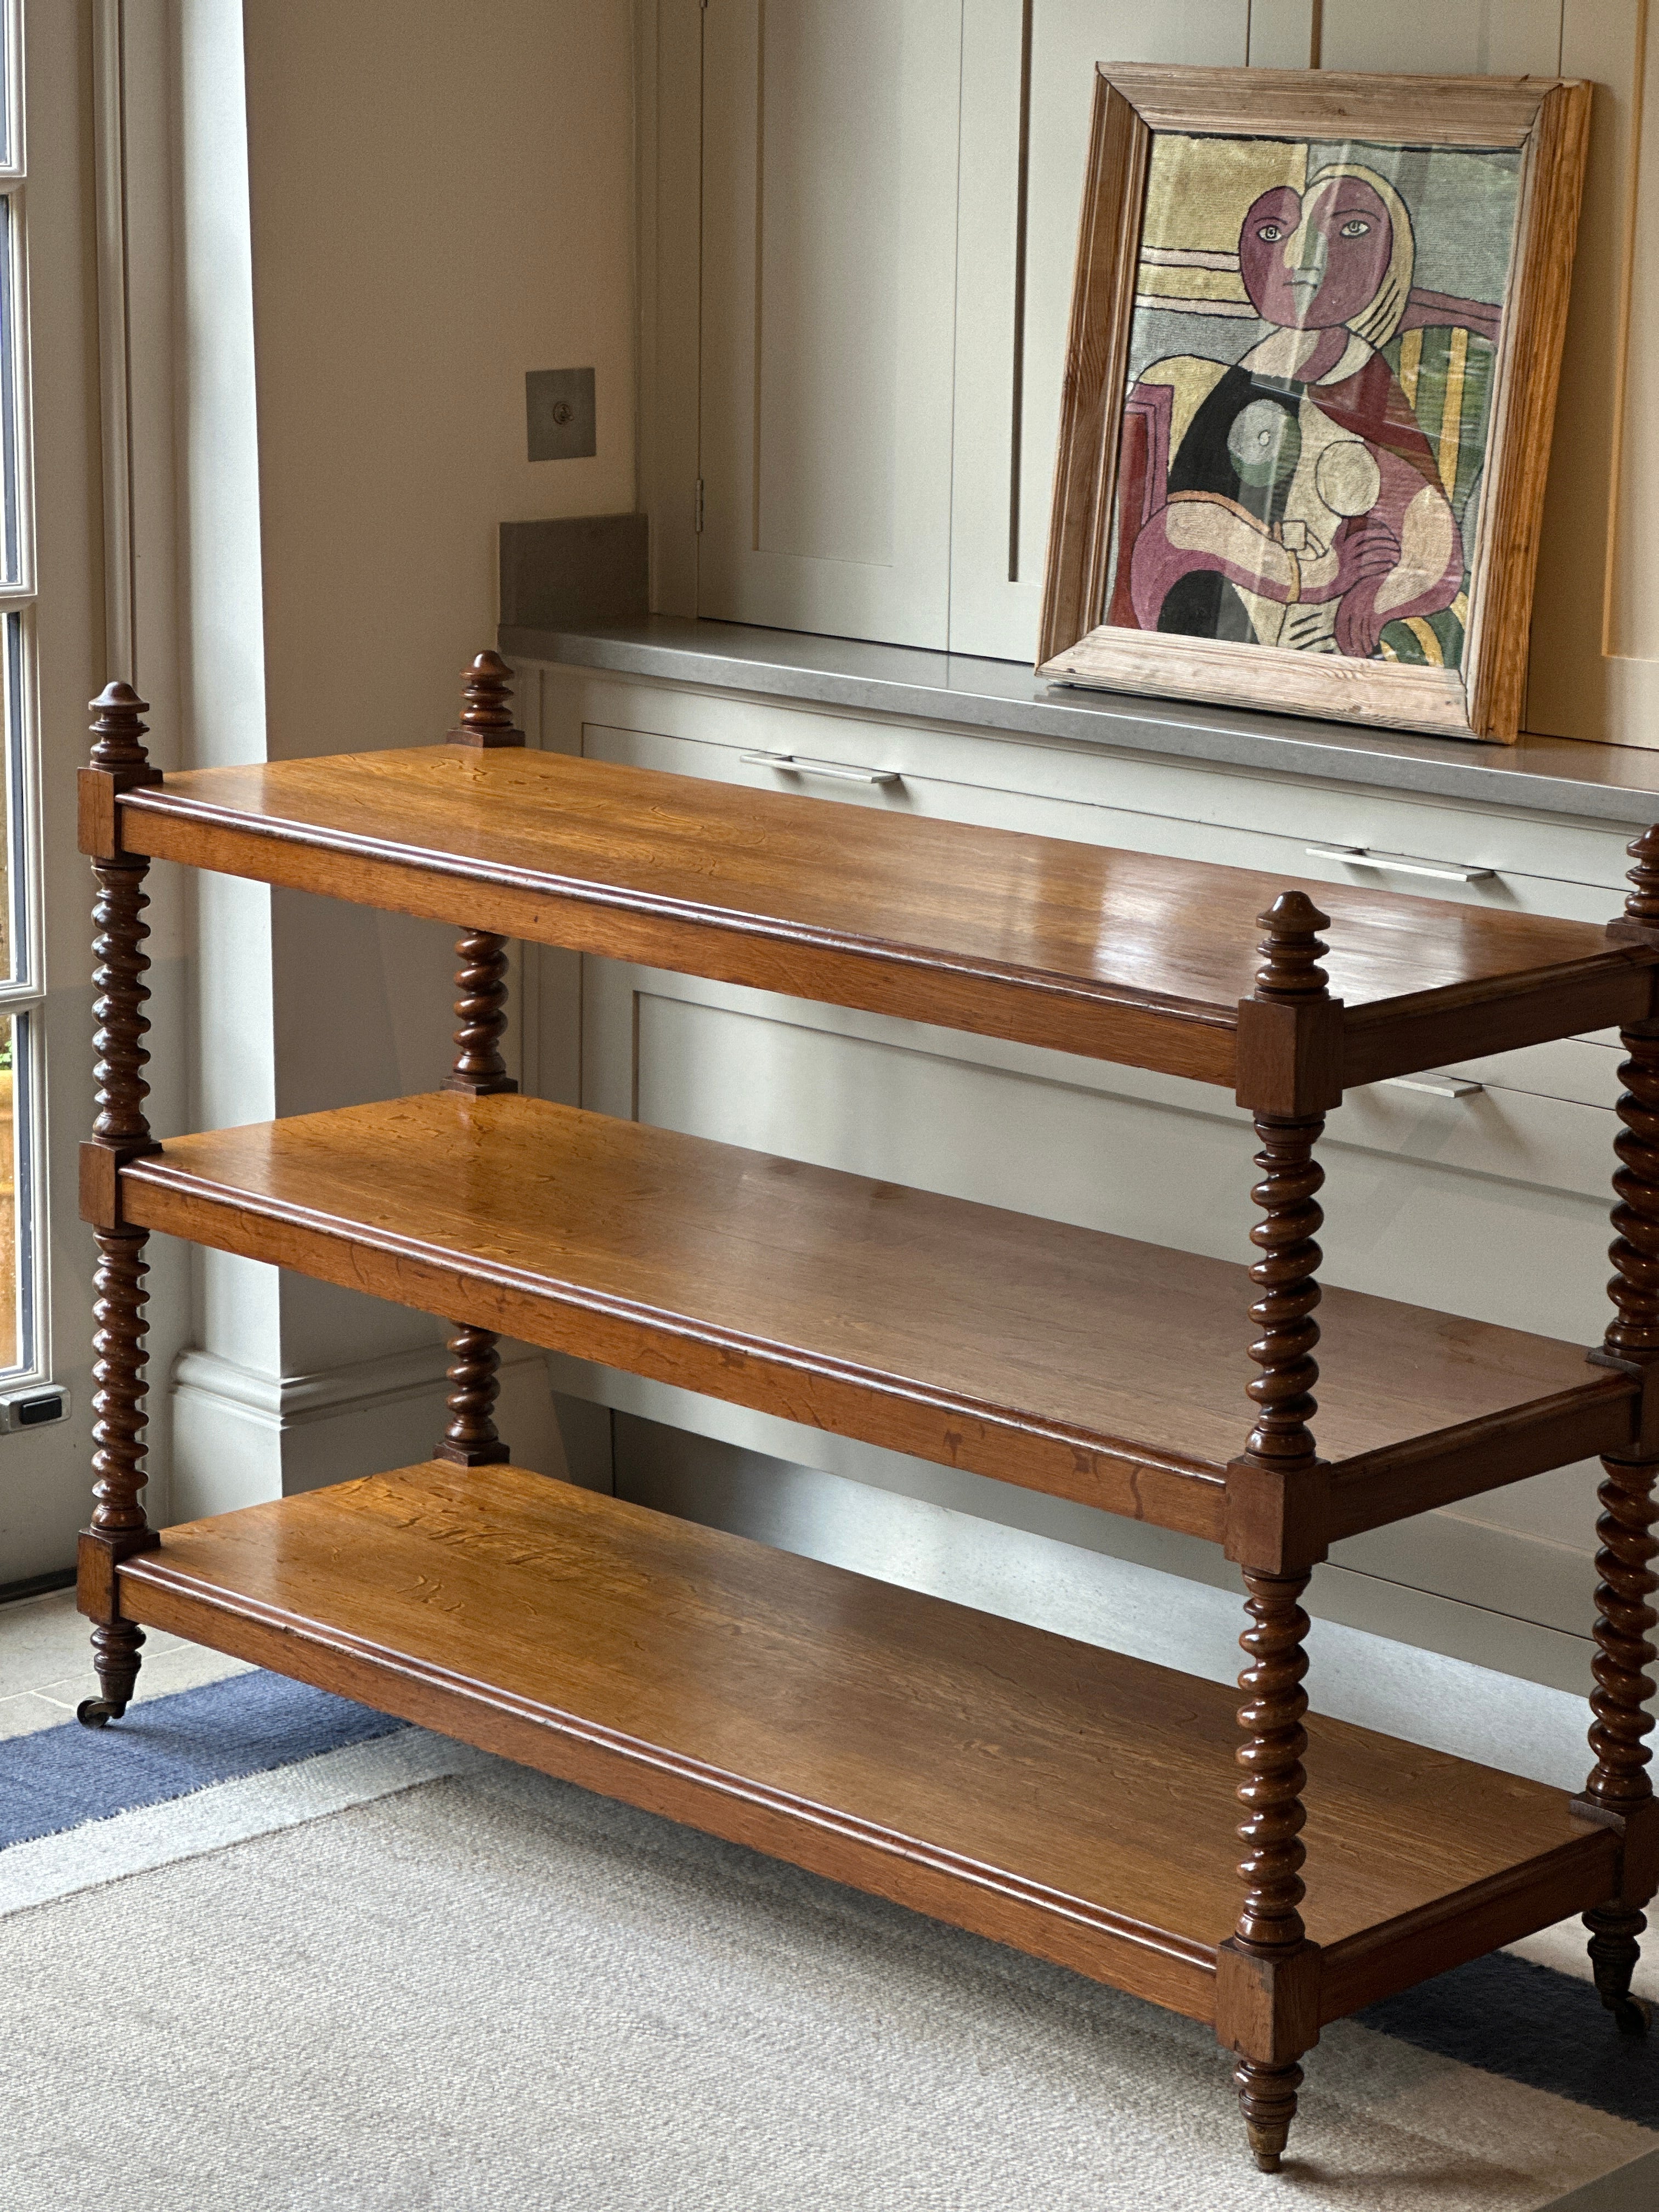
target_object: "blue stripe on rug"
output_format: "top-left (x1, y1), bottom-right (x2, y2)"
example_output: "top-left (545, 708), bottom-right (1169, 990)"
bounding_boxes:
top-left (0, 1671), bottom-right (408, 1847)
top-left (1359, 1951), bottom-right (1658, 2130)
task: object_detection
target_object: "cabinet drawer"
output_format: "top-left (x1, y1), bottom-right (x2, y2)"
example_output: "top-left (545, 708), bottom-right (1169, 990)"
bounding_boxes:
top-left (582, 719), bottom-right (1632, 927)
top-left (545, 662), bottom-right (1643, 893)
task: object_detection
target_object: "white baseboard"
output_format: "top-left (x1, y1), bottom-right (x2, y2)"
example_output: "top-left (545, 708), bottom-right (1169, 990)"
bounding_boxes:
top-left (169, 1341), bottom-right (569, 1520)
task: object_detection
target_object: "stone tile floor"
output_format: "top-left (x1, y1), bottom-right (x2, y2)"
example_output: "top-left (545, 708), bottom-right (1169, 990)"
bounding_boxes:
top-left (0, 1587), bottom-right (250, 1740)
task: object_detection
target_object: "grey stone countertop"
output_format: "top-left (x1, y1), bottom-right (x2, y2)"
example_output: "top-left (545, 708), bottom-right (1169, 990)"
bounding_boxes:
top-left (499, 615), bottom-right (1659, 831)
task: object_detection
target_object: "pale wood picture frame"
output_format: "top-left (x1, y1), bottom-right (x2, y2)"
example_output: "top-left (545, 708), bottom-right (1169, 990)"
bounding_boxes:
top-left (1037, 67), bottom-right (1593, 744)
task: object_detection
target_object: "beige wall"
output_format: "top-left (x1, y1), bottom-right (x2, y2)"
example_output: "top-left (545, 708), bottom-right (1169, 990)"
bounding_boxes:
top-left (240, 0), bottom-right (636, 761)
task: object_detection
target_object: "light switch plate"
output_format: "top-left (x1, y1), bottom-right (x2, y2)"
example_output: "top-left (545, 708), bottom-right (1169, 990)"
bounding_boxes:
top-left (526, 367), bottom-right (596, 462)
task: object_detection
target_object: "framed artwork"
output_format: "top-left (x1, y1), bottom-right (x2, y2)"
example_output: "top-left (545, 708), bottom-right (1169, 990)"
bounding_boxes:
top-left (1037, 69), bottom-right (1592, 744)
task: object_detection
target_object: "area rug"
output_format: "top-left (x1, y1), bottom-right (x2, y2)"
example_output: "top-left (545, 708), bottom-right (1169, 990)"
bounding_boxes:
top-left (2, 1673), bottom-right (1655, 2212)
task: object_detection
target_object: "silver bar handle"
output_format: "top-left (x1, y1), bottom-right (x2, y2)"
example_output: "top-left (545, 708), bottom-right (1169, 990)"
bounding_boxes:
top-left (1383, 1073), bottom-right (1485, 1099)
top-left (741, 752), bottom-right (902, 787)
top-left (1306, 844), bottom-right (1494, 884)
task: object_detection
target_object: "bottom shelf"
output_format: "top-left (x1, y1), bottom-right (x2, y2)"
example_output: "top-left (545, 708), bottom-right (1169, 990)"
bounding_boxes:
top-left (114, 1461), bottom-right (1617, 2027)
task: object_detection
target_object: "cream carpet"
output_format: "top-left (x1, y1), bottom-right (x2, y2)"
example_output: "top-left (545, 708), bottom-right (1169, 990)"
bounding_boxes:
top-left (3, 1739), bottom-right (1655, 2212)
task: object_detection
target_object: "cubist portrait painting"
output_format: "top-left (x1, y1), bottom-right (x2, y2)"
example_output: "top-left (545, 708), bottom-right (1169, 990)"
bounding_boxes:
top-left (1106, 136), bottom-right (1521, 674)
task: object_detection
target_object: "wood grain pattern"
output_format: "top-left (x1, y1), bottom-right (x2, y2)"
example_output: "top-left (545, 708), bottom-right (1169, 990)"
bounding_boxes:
top-left (1464, 80), bottom-right (1594, 744)
top-left (1342, 961), bottom-right (1659, 1091)
top-left (112, 748), bottom-right (1656, 1086)
top-left (1043, 630), bottom-right (1475, 740)
top-left (114, 1091), bottom-right (1634, 1542)
top-left (112, 1459), bottom-right (1617, 2021)
top-left (1036, 67), bottom-right (1591, 743)
top-left (1100, 66), bottom-right (1561, 148)
top-left (1036, 72), bottom-right (1149, 667)
top-left (1327, 1389), bottom-right (1642, 1542)
top-left (1319, 1837), bottom-right (1620, 2022)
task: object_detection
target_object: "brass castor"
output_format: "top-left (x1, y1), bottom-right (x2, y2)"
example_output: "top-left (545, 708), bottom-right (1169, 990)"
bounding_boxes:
top-left (76, 1696), bottom-right (127, 1728)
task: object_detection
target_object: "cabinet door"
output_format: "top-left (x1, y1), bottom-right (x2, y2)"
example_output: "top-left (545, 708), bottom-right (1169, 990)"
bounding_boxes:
top-left (950, 1), bottom-right (1251, 659)
top-left (697, 0), bottom-right (964, 647)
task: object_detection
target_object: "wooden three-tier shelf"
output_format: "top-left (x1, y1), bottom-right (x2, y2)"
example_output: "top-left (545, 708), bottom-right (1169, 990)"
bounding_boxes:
top-left (73, 658), bottom-right (1659, 2171)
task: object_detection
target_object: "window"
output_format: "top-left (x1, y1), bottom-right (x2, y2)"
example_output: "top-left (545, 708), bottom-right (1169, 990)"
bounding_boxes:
top-left (0, 1), bottom-right (37, 1378)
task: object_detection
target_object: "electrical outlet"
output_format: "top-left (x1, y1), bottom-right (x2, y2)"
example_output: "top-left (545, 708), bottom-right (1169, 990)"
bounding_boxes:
top-left (526, 367), bottom-right (596, 462)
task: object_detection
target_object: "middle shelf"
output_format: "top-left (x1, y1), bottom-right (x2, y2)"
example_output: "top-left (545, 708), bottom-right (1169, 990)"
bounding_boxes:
top-left (119, 1093), bottom-right (1637, 1548)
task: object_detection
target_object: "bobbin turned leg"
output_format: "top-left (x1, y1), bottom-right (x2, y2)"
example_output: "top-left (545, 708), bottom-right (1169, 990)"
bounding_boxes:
top-left (1228, 1568), bottom-right (1315, 2171)
top-left (433, 1322), bottom-right (509, 1469)
top-left (1576, 896), bottom-right (1659, 2029)
top-left (79, 1227), bottom-right (152, 1724)
top-left (433, 653), bottom-right (526, 1468)
top-left (1580, 1446), bottom-right (1656, 2034)
top-left (1217, 894), bottom-right (1336, 2170)
top-left (75, 685), bottom-right (162, 1726)
top-left (434, 926), bottom-right (514, 1463)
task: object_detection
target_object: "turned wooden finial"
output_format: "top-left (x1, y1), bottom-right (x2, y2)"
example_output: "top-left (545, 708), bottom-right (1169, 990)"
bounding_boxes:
top-left (88, 682), bottom-right (152, 776)
top-left (448, 651), bottom-right (525, 749)
top-left (1254, 893), bottom-right (1330, 1002)
top-left (1625, 827), bottom-right (1659, 923)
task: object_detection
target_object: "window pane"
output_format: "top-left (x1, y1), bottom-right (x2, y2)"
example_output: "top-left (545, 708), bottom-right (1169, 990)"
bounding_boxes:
top-left (0, 1011), bottom-right (22, 1371)
top-left (0, 196), bottom-right (15, 582)
top-left (0, 611), bottom-right (17, 983)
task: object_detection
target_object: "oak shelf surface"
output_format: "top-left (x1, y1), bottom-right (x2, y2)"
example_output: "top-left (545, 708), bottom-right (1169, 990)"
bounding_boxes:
top-left (114, 1458), bottom-right (1617, 2028)
top-left (114, 747), bottom-right (1658, 1088)
top-left (116, 1091), bottom-right (1638, 1545)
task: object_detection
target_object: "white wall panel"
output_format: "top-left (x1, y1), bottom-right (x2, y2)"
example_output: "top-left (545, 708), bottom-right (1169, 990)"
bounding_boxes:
top-left (698, 0), bottom-right (963, 645)
top-left (1319, 0), bottom-right (1562, 74)
top-left (949, 2), bottom-right (1250, 659)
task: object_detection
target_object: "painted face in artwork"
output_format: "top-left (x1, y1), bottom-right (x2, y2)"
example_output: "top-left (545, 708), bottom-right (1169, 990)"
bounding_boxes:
top-left (1239, 177), bottom-right (1395, 330)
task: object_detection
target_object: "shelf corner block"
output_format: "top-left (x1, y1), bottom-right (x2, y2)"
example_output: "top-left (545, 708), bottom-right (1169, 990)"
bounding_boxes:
top-left (1568, 1793), bottom-right (1659, 1914)
top-left (1215, 1937), bottom-right (1322, 2062)
top-left (1223, 1458), bottom-right (1331, 1575)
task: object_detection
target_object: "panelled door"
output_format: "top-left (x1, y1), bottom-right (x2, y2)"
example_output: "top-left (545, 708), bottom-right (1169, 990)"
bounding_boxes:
top-left (697, 0), bottom-right (964, 647)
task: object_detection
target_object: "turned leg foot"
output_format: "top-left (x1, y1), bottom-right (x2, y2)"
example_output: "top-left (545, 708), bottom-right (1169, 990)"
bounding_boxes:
top-left (1586, 1905), bottom-right (1652, 2036)
top-left (1235, 2056), bottom-right (1301, 2171)
top-left (76, 1618), bottom-right (145, 1726)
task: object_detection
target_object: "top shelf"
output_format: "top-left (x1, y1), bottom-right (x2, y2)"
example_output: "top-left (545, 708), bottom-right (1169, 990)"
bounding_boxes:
top-left (114, 747), bottom-right (1658, 1094)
